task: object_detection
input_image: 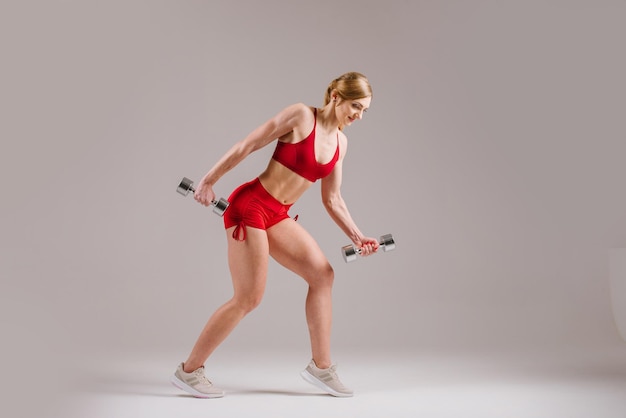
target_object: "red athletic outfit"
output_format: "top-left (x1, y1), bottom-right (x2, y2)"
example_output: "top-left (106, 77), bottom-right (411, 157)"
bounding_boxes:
top-left (271, 108), bottom-right (339, 182)
top-left (224, 108), bottom-right (339, 240)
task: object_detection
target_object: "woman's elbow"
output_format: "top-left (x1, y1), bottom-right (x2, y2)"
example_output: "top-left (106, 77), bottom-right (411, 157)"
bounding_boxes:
top-left (323, 193), bottom-right (342, 211)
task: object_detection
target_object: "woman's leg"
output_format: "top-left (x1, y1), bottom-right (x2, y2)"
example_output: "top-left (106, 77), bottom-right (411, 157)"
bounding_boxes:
top-left (183, 226), bottom-right (269, 372)
top-left (267, 219), bottom-right (335, 369)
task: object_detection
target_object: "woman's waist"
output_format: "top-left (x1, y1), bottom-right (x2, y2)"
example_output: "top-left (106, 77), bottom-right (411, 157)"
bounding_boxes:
top-left (258, 161), bottom-right (312, 205)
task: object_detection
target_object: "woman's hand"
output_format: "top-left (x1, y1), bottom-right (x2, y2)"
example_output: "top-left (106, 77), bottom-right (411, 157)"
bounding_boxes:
top-left (355, 236), bottom-right (380, 257)
top-left (193, 178), bottom-right (217, 207)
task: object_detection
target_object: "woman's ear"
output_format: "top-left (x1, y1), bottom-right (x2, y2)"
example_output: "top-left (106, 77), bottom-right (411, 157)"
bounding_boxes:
top-left (330, 88), bottom-right (339, 102)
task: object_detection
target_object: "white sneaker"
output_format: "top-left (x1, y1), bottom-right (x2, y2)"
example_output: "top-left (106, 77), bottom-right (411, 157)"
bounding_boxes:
top-left (300, 360), bottom-right (354, 397)
top-left (170, 363), bottom-right (225, 398)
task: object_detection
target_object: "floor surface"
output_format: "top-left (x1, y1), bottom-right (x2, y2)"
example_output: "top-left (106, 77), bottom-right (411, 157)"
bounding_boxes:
top-left (57, 346), bottom-right (626, 418)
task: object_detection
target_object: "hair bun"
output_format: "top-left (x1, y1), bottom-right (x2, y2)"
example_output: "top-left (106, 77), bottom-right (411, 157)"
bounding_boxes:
top-left (323, 72), bottom-right (372, 106)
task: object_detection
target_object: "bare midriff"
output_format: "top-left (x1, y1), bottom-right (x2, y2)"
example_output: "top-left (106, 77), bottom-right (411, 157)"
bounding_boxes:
top-left (258, 159), bottom-right (314, 205)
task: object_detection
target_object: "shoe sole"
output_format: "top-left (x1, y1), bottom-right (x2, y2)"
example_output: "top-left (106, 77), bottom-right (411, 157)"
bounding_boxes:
top-left (300, 369), bottom-right (353, 397)
top-left (170, 374), bottom-right (225, 398)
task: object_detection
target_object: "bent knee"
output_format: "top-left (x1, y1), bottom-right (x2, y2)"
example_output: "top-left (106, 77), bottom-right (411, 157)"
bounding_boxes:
top-left (307, 263), bottom-right (334, 288)
top-left (233, 293), bottom-right (264, 314)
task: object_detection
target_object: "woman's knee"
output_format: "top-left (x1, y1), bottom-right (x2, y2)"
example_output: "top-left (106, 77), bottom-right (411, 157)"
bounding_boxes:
top-left (308, 263), bottom-right (334, 288)
top-left (233, 290), bottom-right (264, 314)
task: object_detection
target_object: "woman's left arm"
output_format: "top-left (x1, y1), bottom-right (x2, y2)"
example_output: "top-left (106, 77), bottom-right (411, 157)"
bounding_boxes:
top-left (321, 140), bottom-right (379, 256)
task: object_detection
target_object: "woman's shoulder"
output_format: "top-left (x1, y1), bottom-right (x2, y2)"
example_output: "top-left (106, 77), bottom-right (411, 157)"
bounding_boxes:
top-left (281, 102), bottom-right (315, 118)
top-left (276, 103), bottom-right (315, 128)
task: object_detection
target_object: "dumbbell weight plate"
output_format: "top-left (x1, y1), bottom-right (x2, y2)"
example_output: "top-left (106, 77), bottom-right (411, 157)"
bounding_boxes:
top-left (212, 198), bottom-right (229, 216)
top-left (379, 234), bottom-right (395, 252)
top-left (176, 177), bottom-right (195, 196)
top-left (342, 245), bottom-right (358, 263)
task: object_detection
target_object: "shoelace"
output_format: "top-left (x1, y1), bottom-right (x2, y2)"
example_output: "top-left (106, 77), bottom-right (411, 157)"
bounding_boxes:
top-left (193, 368), bottom-right (213, 385)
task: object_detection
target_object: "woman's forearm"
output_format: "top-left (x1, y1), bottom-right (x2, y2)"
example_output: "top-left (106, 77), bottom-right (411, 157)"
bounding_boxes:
top-left (324, 194), bottom-right (364, 244)
top-left (201, 140), bottom-right (254, 186)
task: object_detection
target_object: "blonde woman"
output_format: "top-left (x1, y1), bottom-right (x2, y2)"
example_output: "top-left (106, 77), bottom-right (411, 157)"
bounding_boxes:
top-left (171, 72), bottom-right (379, 398)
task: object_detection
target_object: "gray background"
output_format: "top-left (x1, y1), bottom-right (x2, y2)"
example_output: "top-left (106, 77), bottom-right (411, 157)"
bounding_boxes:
top-left (1, 0), bottom-right (626, 414)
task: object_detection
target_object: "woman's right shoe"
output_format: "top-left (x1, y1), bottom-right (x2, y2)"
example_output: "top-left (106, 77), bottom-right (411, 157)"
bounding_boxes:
top-left (170, 362), bottom-right (225, 398)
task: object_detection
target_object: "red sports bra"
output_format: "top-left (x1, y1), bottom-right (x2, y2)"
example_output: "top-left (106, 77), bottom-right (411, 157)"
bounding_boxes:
top-left (271, 108), bottom-right (339, 182)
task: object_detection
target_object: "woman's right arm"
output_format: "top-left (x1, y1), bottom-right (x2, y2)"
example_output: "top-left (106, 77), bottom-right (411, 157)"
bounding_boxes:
top-left (193, 103), bottom-right (307, 207)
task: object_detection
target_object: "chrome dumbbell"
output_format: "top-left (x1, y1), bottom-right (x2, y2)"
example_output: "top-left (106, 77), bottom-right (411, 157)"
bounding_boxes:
top-left (341, 234), bottom-right (396, 263)
top-left (176, 177), bottom-right (230, 216)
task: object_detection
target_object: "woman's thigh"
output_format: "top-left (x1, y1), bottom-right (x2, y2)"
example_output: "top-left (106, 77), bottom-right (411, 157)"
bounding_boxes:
top-left (226, 226), bottom-right (270, 301)
top-left (266, 219), bottom-right (332, 285)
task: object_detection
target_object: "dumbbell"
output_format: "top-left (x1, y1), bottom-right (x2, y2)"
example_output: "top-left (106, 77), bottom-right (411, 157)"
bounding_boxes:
top-left (341, 234), bottom-right (396, 263)
top-left (176, 177), bottom-right (230, 216)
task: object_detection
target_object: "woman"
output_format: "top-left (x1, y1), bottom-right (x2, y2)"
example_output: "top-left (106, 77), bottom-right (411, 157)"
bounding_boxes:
top-left (171, 72), bottom-right (379, 398)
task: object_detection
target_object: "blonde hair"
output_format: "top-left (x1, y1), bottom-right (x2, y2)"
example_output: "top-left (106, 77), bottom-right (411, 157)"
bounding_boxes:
top-left (324, 72), bottom-right (372, 106)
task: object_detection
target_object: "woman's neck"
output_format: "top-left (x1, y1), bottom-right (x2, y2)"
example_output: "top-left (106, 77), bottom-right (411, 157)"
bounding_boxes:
top-left (316, 104), bottom-right (341, 132)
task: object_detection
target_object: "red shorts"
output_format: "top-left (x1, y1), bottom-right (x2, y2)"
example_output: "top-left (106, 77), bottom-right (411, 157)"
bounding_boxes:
top-left (224, 178), bottom-right (293, 241)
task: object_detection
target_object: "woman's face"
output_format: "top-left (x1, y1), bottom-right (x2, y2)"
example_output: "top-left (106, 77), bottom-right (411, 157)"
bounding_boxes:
top-left (335, 96), bottom-right (371, 128)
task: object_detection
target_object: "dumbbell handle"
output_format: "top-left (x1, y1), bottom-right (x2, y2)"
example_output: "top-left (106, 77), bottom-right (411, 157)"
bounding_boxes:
top-left (341, 233), bottom-right (395, 263)
top-left (183, 184), bottom-right (222, 207)
top-left (351, 236), bottom-right (393, 254)
top-left (351, 247), bottom-right (371, 256)
top-left (177, 177), bottom-right (229, 216)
